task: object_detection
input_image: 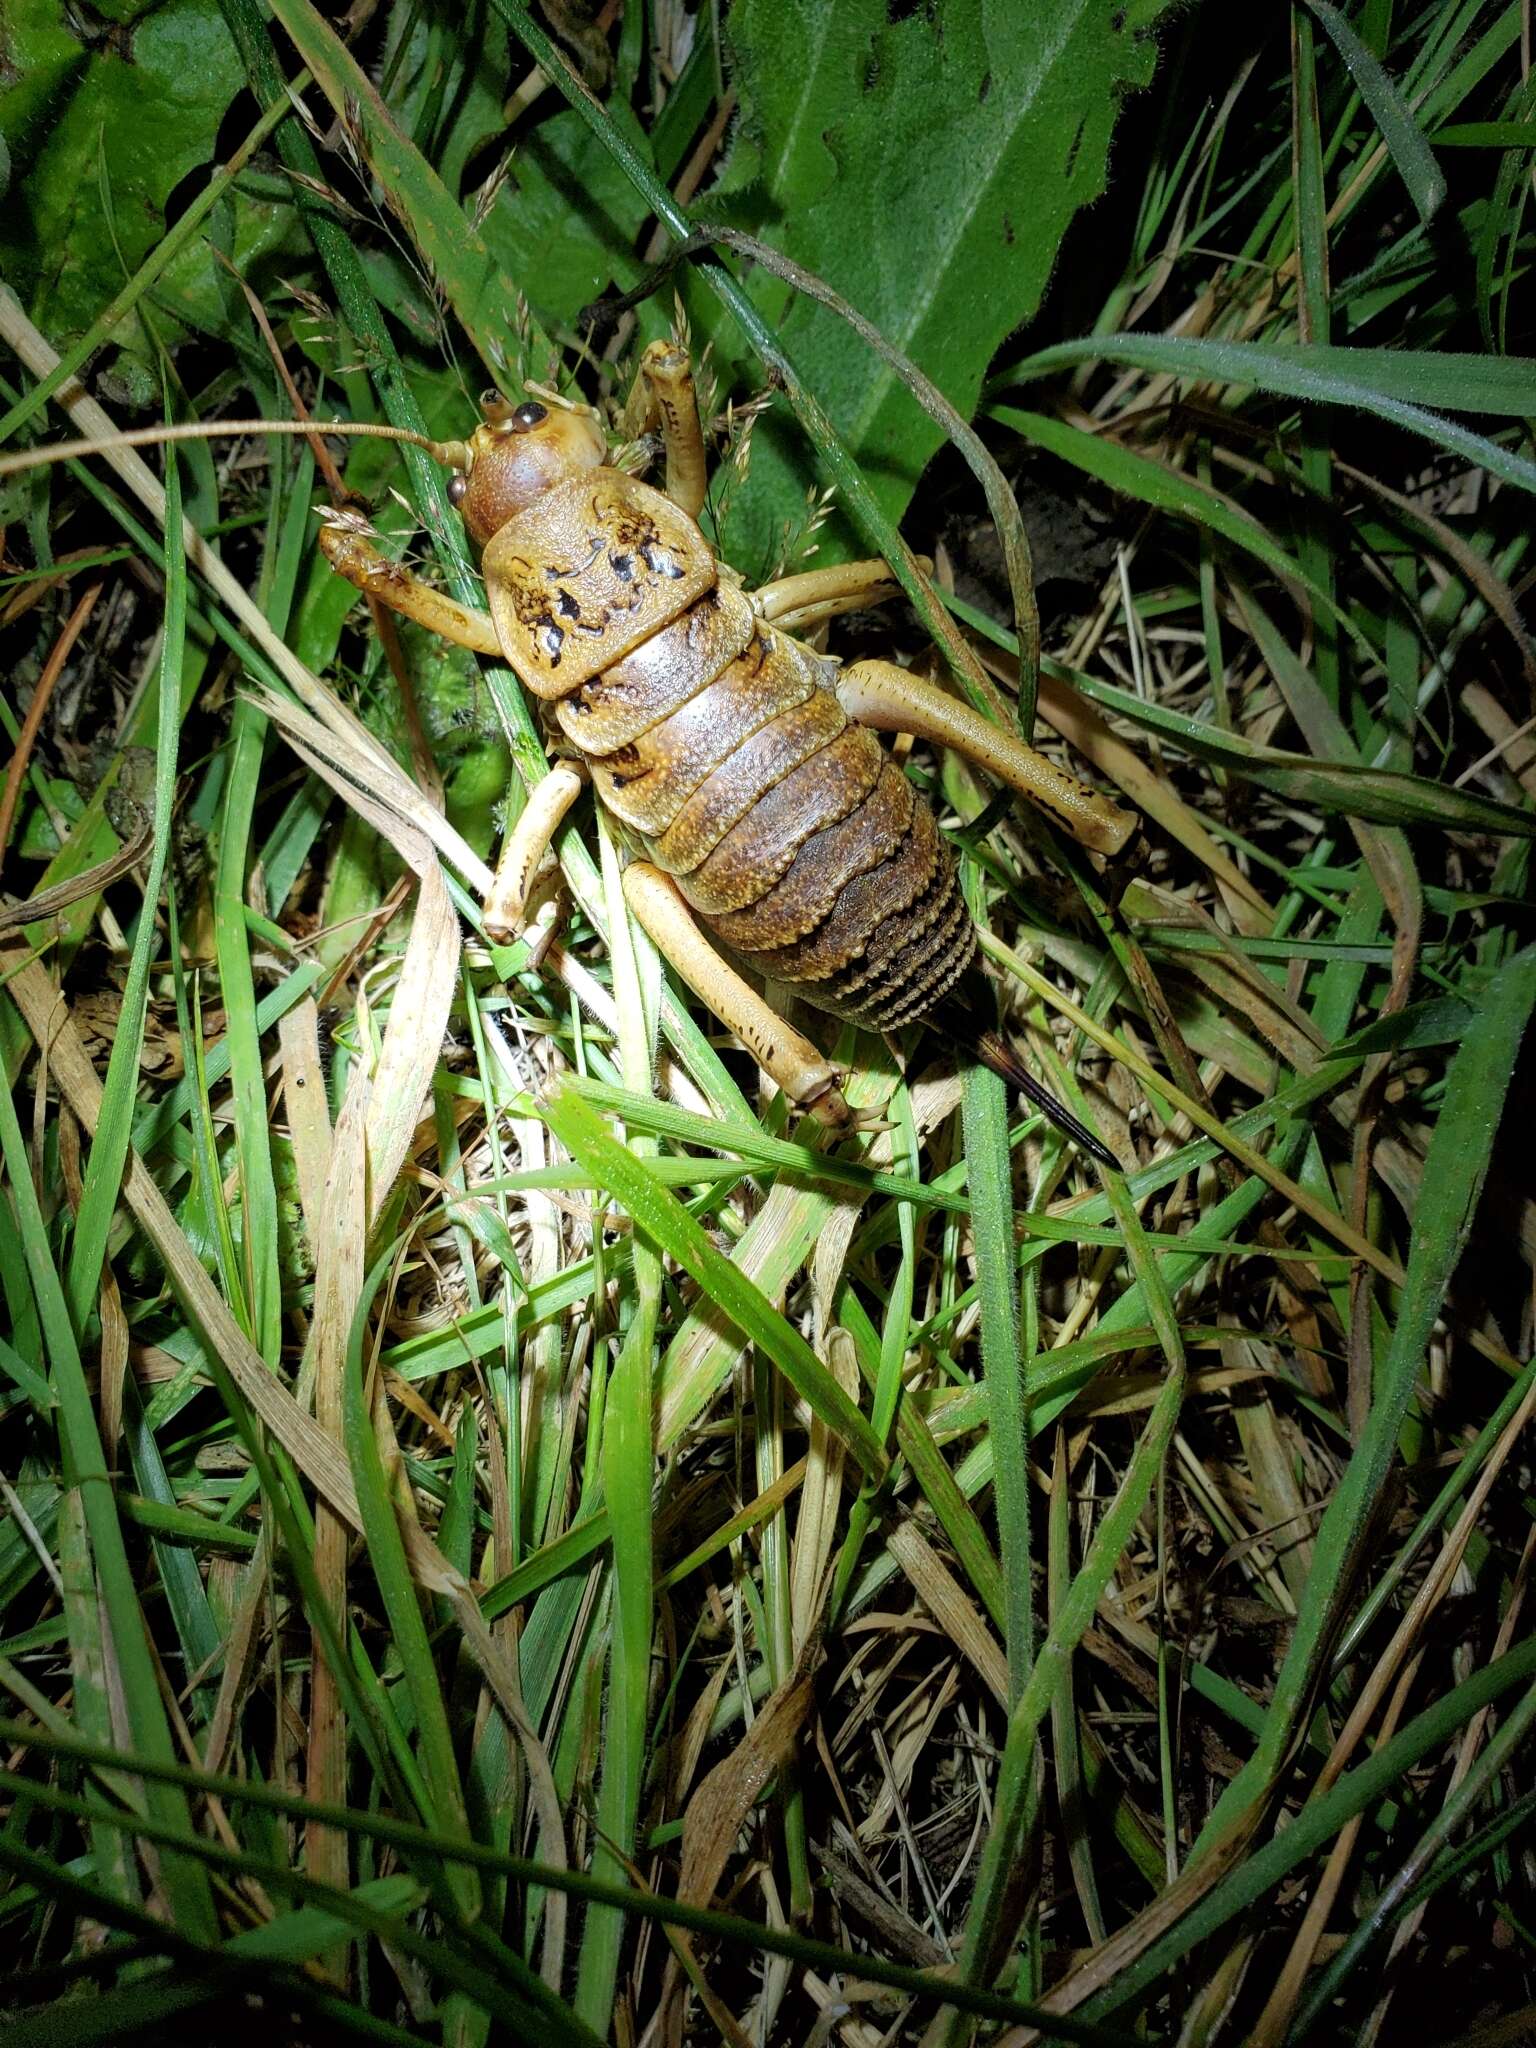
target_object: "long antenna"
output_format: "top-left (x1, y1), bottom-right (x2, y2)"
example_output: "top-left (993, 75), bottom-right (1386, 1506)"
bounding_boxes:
top-left (0, 418), bottom-right (470, 482)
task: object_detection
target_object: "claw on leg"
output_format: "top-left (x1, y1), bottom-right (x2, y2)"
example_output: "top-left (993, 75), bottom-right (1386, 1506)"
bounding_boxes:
top-left (621, 861), bottom-right (850, 1125)
top-left (484, 763), bottom-right (586, 940)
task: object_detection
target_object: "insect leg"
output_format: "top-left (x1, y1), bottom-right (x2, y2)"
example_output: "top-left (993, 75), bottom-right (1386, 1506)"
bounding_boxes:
top-left (836, 658), bottom-right (1137, 858)
top-left (628, 340), bottom-right (709, 518)
top-left (319, 522), bottom-right (502, 655)
top-left (621, 862), bottom-right (849, 1126)
top-left (484, 762), bottom-right (588, 939)
top-left (751, 557), bottom-right (912, 633)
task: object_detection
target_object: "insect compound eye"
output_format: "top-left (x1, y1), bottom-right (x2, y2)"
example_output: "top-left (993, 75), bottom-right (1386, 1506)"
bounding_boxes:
top-left (447, 473), bottom-right (468, 507)
top-left (512, 400), bottom-right (549, 433)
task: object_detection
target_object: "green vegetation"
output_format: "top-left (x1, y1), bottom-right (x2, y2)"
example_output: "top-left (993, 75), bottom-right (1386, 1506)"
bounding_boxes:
top-left (1, 2), bottom-right (1533, 2042)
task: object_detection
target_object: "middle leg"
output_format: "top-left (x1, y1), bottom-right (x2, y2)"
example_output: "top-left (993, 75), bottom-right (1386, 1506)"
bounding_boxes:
top-left (750, 558), bottom-right (917, 634)
top-left (483, 762), bottom-right (588, 940)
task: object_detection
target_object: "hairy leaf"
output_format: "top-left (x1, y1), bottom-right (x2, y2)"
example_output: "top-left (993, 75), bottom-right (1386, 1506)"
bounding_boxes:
top-left (704, 0), bottom-right (1175, 571)
top-left (0, 0), bottom-right (244, 347)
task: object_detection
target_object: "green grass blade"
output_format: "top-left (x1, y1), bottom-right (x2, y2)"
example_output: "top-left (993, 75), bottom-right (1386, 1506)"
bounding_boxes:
top-left (947, 1172), bottom-right (1187, 2026)
top-left (1003, 334), bottom-right (1536, 495)
top-left (963, 1059), bottom-right (1035, 1704)
top-left (0, 1084), bottom-right (216, 1939)
top-left (541, 1084), bottom-right (887, 1481)
top-left (1198, 942), bottom-right (1536, 1853)
top-left (343, 1245), bottom-right (478, 1906)
top-left (1304, 0), bottom-right (1448, 222)
top-left (62, 454), bottom-right (183, 1332)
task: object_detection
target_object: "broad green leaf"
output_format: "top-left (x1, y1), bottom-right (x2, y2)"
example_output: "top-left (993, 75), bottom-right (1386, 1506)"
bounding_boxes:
top-left (0, 0), bottom-right (244, 347)
top-left (700, 0), bottom-right (1178, 570)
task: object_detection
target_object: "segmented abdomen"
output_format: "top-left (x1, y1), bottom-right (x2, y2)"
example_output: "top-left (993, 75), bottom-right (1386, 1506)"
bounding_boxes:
top-left (560, 580), bottom-right (976, 1034)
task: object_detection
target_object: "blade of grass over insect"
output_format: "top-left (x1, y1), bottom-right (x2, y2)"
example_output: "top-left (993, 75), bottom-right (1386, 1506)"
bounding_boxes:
top-left (1303, 0), bottom-right (1447, 222)
top-left (693, 224), bottom-right (1042, 723)
top-left (945, 1173), bottom-right (1187, 2038)
top-left (0, 1074), bottom-right (217, 1938)
top-left (1196, 943), bottom-right (1536, 1857)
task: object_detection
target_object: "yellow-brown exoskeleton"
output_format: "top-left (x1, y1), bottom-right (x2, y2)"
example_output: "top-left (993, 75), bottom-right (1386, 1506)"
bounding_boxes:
top-left (319, 344), bottom-right (1136, 1159)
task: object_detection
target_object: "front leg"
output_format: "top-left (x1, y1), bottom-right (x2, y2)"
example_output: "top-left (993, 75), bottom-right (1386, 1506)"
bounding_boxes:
top-left (621, 863), bottom-right (849, 1126)
top-left (319, 517), bottom-right (503, 655)
top-left (836, 658), bottom-right (1137, 857)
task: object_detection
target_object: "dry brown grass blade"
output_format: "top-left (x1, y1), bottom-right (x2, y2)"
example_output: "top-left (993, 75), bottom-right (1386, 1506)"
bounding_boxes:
top-left (280, 704), bottom-right (575, 1975)
top-left (0, 577), bottom-right (104, 873)
top-left (304, 1080), bottom-right (369, 1939)
top-left (300, 748), bottom-right (461, 1948)
top-left (883, 1519), bottom-right (1009, 1708)
top-left (0, 818), bottom-right (155, 935)
top-left (661, 1635), bottom-right (823, 2044)
top-left (791, 1329), bottom-right (857, 1653)
top-left (277, 998), bottom-right (332, 1238)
